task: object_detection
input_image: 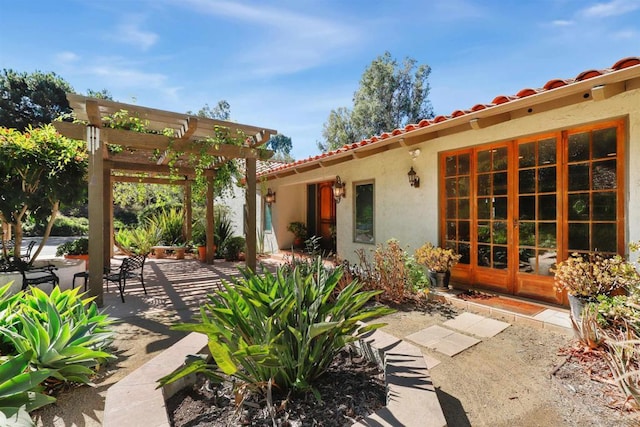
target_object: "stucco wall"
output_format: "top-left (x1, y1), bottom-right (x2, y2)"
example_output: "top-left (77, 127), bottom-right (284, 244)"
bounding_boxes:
top-left (266, 81), bottom-right (640, 265)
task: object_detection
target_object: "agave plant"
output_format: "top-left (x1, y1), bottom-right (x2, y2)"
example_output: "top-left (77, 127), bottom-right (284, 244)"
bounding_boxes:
top-left (0, 287), bottom-right (116, 384)
top-left (0, 351), bottom-right (55, 427)
top-left (160, 258), bottom-right (394, 400)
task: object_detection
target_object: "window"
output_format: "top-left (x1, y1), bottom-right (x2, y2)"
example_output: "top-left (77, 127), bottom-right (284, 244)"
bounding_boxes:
top-left (354, 181), bottom-right (374, 244)
top-left (263, 202), bottom-right (272, 232)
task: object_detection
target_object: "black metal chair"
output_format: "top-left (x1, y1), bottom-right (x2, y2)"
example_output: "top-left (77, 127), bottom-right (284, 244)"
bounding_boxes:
top-left (21, 241), bottom-right (36, 262)
top-left (1, 258), bottom-right (59, 291)
top-left (103, 254), bottom-right (147, 302)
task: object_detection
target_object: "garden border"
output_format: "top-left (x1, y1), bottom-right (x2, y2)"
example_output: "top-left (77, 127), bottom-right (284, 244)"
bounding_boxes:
top-left (103, 329), bottom-right (446, 427)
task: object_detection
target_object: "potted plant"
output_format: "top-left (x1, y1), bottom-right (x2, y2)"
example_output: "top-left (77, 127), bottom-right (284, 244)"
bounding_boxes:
top-left (223, 236), bottom-right (246, 261)
top-left (553, 252), bottom-right (639, 320)
top-left (56, 237), bottom-right (89, 269)
top-left (287, 222), bottom-right (307, 248)
top-left (414, 243), bottom-right (462, 290)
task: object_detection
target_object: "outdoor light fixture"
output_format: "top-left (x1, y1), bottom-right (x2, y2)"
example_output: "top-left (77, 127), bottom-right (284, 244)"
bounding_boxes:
top-left (333, 176), bottom-right (346, 203)
top-left (265, 188), bottom-right (276, 206)
top-left (408, 166), bottom-right (420, 188)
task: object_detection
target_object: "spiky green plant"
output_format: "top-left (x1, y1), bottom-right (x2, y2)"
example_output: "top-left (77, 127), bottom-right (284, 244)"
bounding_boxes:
top-left (159, 258), bottom-right (394, 399)
top-left (0, 351), bottom-right (55, 427)
top-left (0, 287), bottom-right (116, 384)
top-left (149, 208), bottom-right (185, 245)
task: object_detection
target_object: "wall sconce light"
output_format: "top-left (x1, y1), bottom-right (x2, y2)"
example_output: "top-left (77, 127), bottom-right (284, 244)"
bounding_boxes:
top-left (265, 188), bottom-right (276, 206)
top-left (333, 176), bottom-right (346, 203)
top-left (408, 167), bottom-right (420, 188)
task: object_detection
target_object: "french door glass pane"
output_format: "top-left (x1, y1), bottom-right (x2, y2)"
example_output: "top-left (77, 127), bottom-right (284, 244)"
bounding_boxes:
top-left (568, 132), bottom-right (589, 162)
top-left (444, 153), bottom-right (471, 264)
top-left (593, 223), bottom-right (617, 252)
top-left (517, 137), bottom-right (558, 276)
top-left (567, 126), bottom-right (619, 255)
top-left (568, 164), bottom-right (589, 190)
top-left (593, 128), bottom-right (617, 159)
top-left (593, 160), bottom-right (617, 189)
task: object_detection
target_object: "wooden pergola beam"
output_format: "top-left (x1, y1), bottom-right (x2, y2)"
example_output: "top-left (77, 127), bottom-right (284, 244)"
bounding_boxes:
top-left (112, 175), bottom-right (191, 185)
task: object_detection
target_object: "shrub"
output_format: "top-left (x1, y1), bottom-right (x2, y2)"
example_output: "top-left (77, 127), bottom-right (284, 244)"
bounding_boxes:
top-left (414, 243), bottom-right (461, 273)
top-left (55, 237), bottom-right (89, 256)
top-left (215, 209), bottom-right (234, 257)
top-left (149, 208), bottom-right (185, 245)
top-left (553, 253), bottom-right (639, 300)
top-left (159, 258), bottom-right (394, 400)
top-left (115, 222), bottom-right (162, 255)
top-left (0, 287), bottom-right (116, 384)
top-left (24, 214), bottom-right (89, 237)
top-left (0, 351), bottom-right (56, 426)
top-left (223, 236), bottom-right (245, 261)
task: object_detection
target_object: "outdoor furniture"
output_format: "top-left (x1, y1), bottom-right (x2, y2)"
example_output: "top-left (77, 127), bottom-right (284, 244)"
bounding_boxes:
top-left (104, 254), bottom-right (147, 303)
top-left (21, 240), bottom-right (36, 262)
top-left (0, 257), bottom-right (59, 291)
top-left (73, 271), bottom-right (89, 292)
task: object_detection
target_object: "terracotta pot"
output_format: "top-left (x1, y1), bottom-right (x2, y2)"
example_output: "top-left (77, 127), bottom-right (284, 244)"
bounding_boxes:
top-left (64, 254), bottom-right (89, 270)
top-left (174, 247), bottom-right (185, 260)
top-left (197, 245), bottom-right (217, 262)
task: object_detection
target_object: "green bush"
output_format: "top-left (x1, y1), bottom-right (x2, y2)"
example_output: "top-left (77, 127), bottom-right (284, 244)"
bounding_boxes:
top-left (214, 209), bottom-right (234, 257)
top-left (24, 214), bottom-right (88, 237)
top-left (0, 351), bottom-right (56, 426)
top-left (0, 286), bottom-right (116, 384)
top-left (149, 208), bottom-right (185, 245)
top-left (159, 258), bottom-right (394, 399)
top-left (223, 236), bottom-right (245, 261)
top-left (115, 222), bottom-right (162, 255)
top-left (55, 237), bottom-right (89, 256)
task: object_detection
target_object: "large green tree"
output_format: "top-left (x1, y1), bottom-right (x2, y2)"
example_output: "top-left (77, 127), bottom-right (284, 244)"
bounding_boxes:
top-left (0, 125), bottom-right (87, 260)
top-left (319, 52), bottom-right (433, 152)
top-left (0, 69), bottom-right (73, 130)
top-left (266, 133), bottom-right (293, 162)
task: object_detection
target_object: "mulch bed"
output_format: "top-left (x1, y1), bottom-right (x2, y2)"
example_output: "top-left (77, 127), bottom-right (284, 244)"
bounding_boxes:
top-left (166, 348), bottom-right (385, 426)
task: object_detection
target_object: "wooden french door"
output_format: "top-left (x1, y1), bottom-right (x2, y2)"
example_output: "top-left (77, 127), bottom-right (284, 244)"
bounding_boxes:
top-left (307, 182), bottom-right (336, 253)
top-left (442, 120), bottom-right (624, 304)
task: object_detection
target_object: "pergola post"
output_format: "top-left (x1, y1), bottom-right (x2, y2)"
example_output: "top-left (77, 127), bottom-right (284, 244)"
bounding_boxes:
top-left (104, 168), bottom-right (113, 261)
top-left (87, 126), bottom-right (104, 306)
top-left (246, 158), bottom-right (257, 272)
top-left (184, 181), bottom-right (192, 243)
top-left (205, 170), bottom-right (215, 264)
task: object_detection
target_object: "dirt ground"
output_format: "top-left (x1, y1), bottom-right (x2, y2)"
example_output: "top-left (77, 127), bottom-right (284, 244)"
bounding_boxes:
top-left (32, 300), bottom-right (640, 427)
top-left (378, 303), bottom-right (640, 427)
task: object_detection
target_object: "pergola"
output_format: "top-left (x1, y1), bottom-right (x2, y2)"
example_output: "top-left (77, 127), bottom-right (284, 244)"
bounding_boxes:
top-left (54, 94), bottom-right (276, 306)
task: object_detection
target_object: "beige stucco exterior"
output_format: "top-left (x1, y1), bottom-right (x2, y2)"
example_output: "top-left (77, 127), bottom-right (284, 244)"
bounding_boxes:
top-left (262, 69), bottom-right (640, 274)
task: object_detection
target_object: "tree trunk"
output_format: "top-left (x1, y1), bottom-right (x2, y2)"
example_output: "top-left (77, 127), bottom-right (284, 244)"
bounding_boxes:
top-left (30, 200), bottom-right (59, 263)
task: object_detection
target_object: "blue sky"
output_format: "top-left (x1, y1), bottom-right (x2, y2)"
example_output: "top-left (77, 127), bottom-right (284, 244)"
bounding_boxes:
top-left (0, 0), bottom-right (638, 160)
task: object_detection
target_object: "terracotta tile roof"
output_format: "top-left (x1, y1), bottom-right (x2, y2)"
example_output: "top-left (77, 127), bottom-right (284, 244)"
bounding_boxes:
top-left (261, 56), bottom-right (640, 178)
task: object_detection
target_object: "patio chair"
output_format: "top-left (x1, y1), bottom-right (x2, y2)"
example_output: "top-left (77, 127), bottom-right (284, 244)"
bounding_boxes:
top-left (104, 254), bottom-right (147, 303)
top-left (21, 240), bottom-right (36, 263)
top-left (2, 258), bottom-right (59, 291)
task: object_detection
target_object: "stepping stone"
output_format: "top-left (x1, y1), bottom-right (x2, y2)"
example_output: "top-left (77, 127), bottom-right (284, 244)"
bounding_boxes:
top-left (443, 312), bottom-right (510, 338)
top-left (405, 325), bottom-right (481, 357)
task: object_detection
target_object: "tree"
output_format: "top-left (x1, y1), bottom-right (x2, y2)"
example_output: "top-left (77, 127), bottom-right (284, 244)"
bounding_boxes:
top-left (318, 107), bottom-right (358, 152)
top-left (86, 89), bottom-right (113, 100)
top-left (0, 69), bottom-right (73, 130)
top-left (188, 100), bottom-right (231, 120)
top-left (320, 52), bottom-right (433, 152)
top-left (266, 133), bottom-right (293, 162)
top-left (0, 125), bottom-right (87, 261)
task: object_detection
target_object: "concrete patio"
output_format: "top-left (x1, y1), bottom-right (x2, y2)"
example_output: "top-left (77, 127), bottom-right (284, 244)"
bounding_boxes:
top-left (34, 255), bottom-right (573, 426)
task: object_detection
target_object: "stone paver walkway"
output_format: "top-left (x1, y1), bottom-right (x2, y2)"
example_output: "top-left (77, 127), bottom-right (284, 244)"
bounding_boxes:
top-left (405, 311), bottom-right (511, 359)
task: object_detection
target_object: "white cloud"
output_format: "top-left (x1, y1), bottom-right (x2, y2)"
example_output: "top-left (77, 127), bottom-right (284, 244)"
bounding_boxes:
top-left (174, 0), bottom-right (364, 77)
top-left (612, 29), bottom-right (638, 38)
top-left (55, 51), bottom-right (80, 63)
top-left (551, 19), bottom-right (574, 26)
top-left (110, 16), bottom-right (159, 50)
top-left (580, 0), bottom-right (640, 18)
